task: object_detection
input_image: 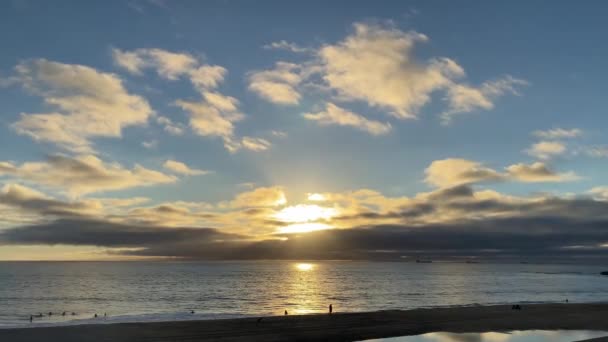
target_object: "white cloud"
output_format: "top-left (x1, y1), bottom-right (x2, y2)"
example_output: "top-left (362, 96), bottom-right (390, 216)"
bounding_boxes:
top-left (241, 137), bottom-right (271, 151)
top-left (256, 23), bottom-right (525, 124)
top-left (303, 102), bottom-right (391, 135)
top-left (0, 155), bottom-right (177, 196)
top-left (112, 48), bottom-right (197, 80)
top-left (248, 62), bottom-right (303, 105)
top-left (189, 65), bottom-right (227, 91)
top-left (525, 141), bottom-right (566, 159)
top-left (263, 40), bottom-right (311, 53)
top-left (175, 98), bottom-right (244, 149)
top-left (156, 116), bottom-right (185, 135)
top-left (589, 187), bottom-right (608, 201)
top-left (11, 59), bottom-right (153, 153)
top-left (441, 76), bottom-right (527, 124)
top-left (317, 23), bottom-right (464, 119)
top-left (533, 128), bottom-right (582, 139)
top-left (582, 146), bottom-right (608, 158)
top-left (113, 47), bottom-right (264, 153)
top-left (163, 160), bottom-right (209, 176)
top-left (270, 130), bottom-right (288, 138)
top-left (141, 140), bottom-right (158, 149)
top-left (112, 48), bottom-right (225, 90)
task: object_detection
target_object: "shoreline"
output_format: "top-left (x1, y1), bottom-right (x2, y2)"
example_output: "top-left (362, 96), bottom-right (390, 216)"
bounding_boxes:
top-left (1, 303), bottom-right (608, 341)
top-left (7, 300), bottom-right (608, 330)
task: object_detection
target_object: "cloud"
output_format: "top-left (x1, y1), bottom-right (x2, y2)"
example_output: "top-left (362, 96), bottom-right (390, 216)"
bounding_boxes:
top-left (112, 48), bottom-right (197, 80)
top-left (2, 182), bottom-right (608, 261)
top-left (425, 159), bottom-right (504, 188)
top-left (241, 137), bottom-right (271, 151)
top-left (174, 98), bottom-right (244, 149)
top-left (248, 62), bottom-right (303, 105)
top-left (270, 130), bottom-right (288, 138)
top-left (141, 140), bottom-right (158, 149)
top-left (425, 158), bottom-right (578, 188)
top-left (533, 128), bottom-right (582, 139)
top-left (112, 48), bottom-right (226, 90)
top-left (10, 59), bottom-right (153, 153)
top-left (222, 186), bottom-right (287, 209)
top-left (263, 40), bottom-right (311, 53)
top-left (254, 23), bottom-right (525, 124)
top-left (441, 76), bottom-right (527, 124)
top-left (589, 187), bottom-right (608, 201)
top-left (113, 47), bottom-right (267, 153)
top-left (156, 116), bottom-right (185, 135)
top-left (582, 146), bottom-right (608, 158)
top-left (189, 65), bottom-right (227, 91)
top-left (525, 141), bottom-right (567, 159)
top-left (0, 184), bottom-right (101, 217)
top-left (0, 155), bottom-right (176, 196)
top-left (303, 102), bottom-right (392, 135)
top-left (163, 160), bottom-right (209, 176)
top-left (506, 162), bottom-right (579, 182)
top-left (317, 23), bottom-right (463, 119)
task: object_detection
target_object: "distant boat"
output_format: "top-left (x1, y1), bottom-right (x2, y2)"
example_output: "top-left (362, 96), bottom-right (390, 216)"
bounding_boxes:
top-left (601, 271), bottom-right (608, 276)
top-left (416, 259), bottom-right (432, 263)
top-left (465, 260), bottom-right (480, 264)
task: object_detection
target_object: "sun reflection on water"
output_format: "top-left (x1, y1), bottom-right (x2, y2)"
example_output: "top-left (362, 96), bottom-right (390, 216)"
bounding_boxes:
top-left (295, 263), bottom-right (315, 271)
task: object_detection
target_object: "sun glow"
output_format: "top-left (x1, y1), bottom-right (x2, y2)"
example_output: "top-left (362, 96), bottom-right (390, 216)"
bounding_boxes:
top-left (307, 193), bottom-right (326, 201)
top-left (274, 204), bottom-right (338, 234)
top-left (277, 222), bottom-right (332, 234)
top-left (275, 204), bottom-right (337, 223)
top-left (295, 263), bottom-right (315, 271)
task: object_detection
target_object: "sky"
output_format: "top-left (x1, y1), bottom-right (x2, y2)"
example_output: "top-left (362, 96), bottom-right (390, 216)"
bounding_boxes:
top-left (0, 0), bottom-right (608, 261)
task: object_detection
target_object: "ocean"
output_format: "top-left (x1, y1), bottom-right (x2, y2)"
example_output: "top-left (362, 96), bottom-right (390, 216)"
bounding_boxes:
top-left (1, 261), bottom-right (607, 328)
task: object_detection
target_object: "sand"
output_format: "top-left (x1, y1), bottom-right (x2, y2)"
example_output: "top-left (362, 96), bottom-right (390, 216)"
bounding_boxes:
top-left (1, 303), bottom-right (608, 341)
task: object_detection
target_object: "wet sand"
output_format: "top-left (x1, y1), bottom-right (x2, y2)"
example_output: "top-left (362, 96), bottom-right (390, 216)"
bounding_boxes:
top-left (1, 303), bottom-right (608, 342)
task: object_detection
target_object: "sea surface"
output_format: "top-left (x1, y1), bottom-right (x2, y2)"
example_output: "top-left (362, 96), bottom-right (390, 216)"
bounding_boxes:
top-left (1, 261), bottom-right (607, 328)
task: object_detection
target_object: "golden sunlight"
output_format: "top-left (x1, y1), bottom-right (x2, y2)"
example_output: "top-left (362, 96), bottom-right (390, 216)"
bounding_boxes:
top-left (277, 222), bottom-right (331, 234)
top-left (295, 263), bottom-right (315, 271)
top-left (275, 204), bottom-right (337, 223)
top-left (307, 193), bottom-right (326, 201)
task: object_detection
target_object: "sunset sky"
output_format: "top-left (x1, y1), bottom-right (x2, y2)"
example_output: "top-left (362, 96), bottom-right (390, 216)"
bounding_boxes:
top-left (1, 1), bottom-right (608, 261)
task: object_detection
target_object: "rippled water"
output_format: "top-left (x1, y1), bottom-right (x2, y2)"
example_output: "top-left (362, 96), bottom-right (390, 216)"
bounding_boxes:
top-left (1, 261), bottom-right (607, 328)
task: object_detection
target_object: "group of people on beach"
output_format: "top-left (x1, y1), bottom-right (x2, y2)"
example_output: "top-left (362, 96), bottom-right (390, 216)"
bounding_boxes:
top-left (283, 304), bottom-right (333, 316)
top-left (29, 312), bottom-right (107, 323)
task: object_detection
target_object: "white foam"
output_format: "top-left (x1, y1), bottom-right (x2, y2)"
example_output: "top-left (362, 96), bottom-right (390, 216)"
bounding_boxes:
top-left (0, 312), bottom-right (255, 329)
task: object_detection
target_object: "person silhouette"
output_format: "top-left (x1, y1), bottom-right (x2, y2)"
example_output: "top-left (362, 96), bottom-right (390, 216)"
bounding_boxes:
top-left (94, 313), bottom-right (98, 318)
top-left (29, 315), bottom-right (33, 323)
top-left (284, 310), bottom-right (288, 316)
top-left (329, 304), bottom-right (333, 314)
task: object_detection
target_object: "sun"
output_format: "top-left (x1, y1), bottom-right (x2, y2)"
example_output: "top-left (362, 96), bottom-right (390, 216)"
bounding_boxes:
top-left (275, 204), bottom-right (336, 223)
top-left (274, 204), bottom-right (337, 234)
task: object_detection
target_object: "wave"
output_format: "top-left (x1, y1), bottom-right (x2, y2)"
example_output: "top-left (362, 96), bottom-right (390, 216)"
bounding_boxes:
top-left (0, 311), bottom-right (254, 329)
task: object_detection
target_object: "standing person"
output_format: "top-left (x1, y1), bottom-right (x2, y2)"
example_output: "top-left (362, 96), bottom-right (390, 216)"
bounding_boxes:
top-left (29, 315), bottom-right (33, 323)
top-left (284, 310), bottom-right (288, 316)
top-left (329, 304), bottom-right (333, 314)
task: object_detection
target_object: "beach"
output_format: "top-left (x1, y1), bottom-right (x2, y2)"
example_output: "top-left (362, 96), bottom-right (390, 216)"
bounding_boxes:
top-left (1, 303), bottom-right (607, 341)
